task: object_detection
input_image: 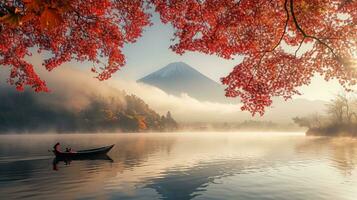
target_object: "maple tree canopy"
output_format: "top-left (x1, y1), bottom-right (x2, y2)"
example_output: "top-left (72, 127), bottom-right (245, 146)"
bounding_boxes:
top-left (0, 0), bottom-right (356, 115)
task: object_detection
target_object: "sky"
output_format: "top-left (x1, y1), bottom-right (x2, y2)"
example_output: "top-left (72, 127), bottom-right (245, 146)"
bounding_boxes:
top-left (118, 15), bottom-right (238, 82)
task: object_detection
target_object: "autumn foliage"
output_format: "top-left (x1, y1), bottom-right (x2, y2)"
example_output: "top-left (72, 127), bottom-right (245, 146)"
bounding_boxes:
top-left (1, 0), bottom-right (356, 115)
top-left (0, 0), bottom-right (150, 91)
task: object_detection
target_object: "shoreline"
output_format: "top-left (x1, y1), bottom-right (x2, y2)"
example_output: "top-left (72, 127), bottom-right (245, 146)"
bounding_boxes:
top-left (306, 126), bottom-right (357, 137)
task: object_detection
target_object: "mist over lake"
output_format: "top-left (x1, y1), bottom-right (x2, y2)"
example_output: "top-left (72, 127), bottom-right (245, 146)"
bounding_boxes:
top-left (1, 132), bottom-right (356, 200)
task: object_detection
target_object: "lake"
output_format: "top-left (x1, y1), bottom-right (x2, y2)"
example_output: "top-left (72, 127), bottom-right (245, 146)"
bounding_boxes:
top-left (0, 132), bottom-right (356, 200)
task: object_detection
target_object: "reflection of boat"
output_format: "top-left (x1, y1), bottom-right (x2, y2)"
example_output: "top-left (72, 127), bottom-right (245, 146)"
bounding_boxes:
top-left (53, 144), bottom-right (114, 159)
top-left (53, 154), bottom-right (114, 163)
top-left (52, 154), bottom-right (114, 171)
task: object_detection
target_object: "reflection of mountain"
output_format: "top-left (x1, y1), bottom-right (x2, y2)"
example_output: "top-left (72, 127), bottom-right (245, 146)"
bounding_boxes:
top-left (143, 155), bottom-right (296, 200)
top-left (138, 62), bottom-right (231, 103)
top-left (144, 160), bottom-right (235, 200)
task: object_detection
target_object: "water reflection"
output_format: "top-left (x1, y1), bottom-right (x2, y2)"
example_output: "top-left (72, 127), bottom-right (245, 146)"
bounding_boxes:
top-left (295, 137), bottom-right (357, 176)
top-left (0, 134), bottom-right (177, 199)
top-left (0, 133), bottom-right (356, 200)
top-left (52, 155), bottom-right (113, 171)
top-left (144, 159), bottom-right (243, 200)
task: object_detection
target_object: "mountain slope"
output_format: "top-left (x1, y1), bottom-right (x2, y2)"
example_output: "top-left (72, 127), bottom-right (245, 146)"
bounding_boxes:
top-left (138, 62), bottom-right (231, 103)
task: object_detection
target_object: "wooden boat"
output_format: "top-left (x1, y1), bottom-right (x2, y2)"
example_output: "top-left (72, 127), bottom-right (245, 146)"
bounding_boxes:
top-left (53, 144), bottom-right (114, 158)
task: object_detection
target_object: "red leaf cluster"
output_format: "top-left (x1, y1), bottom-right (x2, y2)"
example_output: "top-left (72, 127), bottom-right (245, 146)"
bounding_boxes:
top-left (152, 0), bottom-right (357, 115)
top-left (0, 0), bottom-right (150, 91)
top-left (1, 0), bottom-right (356, 115)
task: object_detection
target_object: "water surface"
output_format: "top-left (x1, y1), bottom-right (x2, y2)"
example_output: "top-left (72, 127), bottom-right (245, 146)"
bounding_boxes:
top-left (0, 132), bottom-right (356, 200)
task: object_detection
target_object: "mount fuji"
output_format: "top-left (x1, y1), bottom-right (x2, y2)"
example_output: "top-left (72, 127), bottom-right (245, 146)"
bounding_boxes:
top-left (137, 62), bottom-right (232, 103)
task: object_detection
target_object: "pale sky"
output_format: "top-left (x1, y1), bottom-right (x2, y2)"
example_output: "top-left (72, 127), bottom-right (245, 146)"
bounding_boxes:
top-left (118, 15), bottom-right (239, 82)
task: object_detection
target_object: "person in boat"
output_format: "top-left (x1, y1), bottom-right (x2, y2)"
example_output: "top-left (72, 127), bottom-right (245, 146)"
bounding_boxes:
top-left (65, 147), bottom-right (72, 152)
top-left (53, 142), bottom-right (61, 153)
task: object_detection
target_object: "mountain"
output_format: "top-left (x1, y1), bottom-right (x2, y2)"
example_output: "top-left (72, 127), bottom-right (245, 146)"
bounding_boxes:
top-left (138, 62), bottom-right (232, 103)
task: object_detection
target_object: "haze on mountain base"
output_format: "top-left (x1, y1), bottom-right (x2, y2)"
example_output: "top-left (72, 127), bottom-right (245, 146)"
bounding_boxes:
top-left (118, 80), bottom-right (327, 123)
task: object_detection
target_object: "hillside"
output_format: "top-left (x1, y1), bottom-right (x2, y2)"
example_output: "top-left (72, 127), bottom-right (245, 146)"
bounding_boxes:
top-left (0, 89), bottom-right (178, 133)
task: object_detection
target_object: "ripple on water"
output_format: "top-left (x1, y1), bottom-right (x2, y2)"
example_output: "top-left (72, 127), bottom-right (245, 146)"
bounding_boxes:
top-left (0, 133), bottom-right (357, 200)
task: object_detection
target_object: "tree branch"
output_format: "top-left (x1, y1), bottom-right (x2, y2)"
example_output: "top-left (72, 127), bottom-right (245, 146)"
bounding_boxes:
top-left (270, 0), bottom-right (289, 52)
top-left (294, 37), bottom-right (305, 57)
top-left (290, 0), bottom-right (338, 58)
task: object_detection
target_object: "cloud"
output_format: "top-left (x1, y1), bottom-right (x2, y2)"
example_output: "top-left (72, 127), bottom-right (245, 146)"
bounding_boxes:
top-left (109, 79), bottom-right (328, 123)
top-left (110, 80), bottom-right (251, 122)
top-left (0, 55), bottom-right (126, 111)
top-left (37, 66), bottom-right (127, 111)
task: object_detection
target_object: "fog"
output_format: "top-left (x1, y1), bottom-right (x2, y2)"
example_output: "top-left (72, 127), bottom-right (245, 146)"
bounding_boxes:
top-left (1, 55), bottom-right (327, 124)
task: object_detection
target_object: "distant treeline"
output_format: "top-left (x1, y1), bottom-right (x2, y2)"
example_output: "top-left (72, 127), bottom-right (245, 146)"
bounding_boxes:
top-left (180, 120), bottom-right (301, 132)
top-left (293, 93), bottom-right (357, 137)
top-left (0, 90), bottom-right (178, 133)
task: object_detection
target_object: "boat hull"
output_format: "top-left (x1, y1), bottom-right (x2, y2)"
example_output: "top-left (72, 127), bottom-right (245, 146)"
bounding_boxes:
top-left (53, 144), bottom-right (114, 159)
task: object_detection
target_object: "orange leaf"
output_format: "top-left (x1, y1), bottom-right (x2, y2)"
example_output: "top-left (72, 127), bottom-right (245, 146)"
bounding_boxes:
top-left (52, 0), bottom-right (73, 14)
top-left (40, 8), bottom-right (63, 30)
top-left (20, 13), bottom-right (35, 24)
top-left (0, 13), bottom-right (21, 27)
top-left (23, 0), bottom-right (42, 12)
